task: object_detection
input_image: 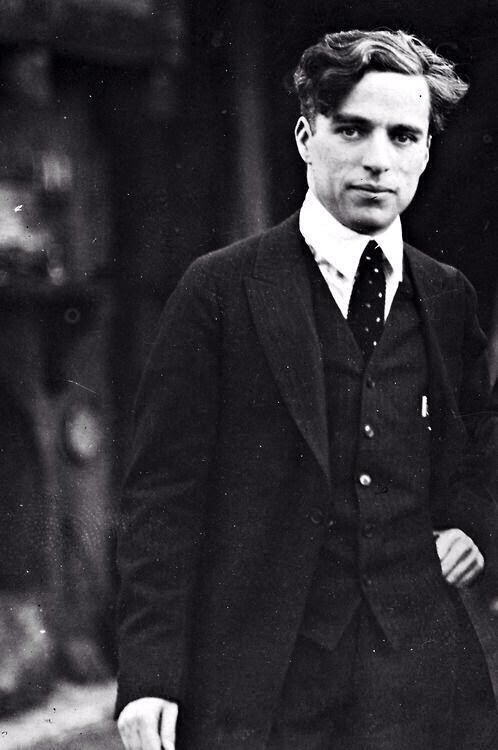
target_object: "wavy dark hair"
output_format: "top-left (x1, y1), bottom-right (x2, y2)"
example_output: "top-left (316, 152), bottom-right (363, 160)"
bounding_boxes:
top-left (294, 29), bottom-right (468, 134)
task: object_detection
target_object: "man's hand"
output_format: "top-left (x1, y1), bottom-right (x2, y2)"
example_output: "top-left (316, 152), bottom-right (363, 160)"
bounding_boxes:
top-left (434, 528), bottom-right (484, 587)
top-left (117, 697), bottom-right (178, 750)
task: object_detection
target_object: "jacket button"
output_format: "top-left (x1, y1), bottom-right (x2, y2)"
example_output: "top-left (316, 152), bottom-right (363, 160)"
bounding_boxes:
top-left (309, 507), bottom-right (324, 526)
top-left (359, 473), bottom-right (372, 487)
top-left (362, 523), bottom-right (376, 538)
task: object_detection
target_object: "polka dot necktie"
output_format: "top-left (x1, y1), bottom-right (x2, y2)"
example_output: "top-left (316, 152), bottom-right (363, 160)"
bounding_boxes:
top-left (347, 240), bottom-right (386, 361)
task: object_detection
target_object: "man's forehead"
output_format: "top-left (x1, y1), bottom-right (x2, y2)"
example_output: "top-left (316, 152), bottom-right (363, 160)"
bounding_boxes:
top-left (334, 71), bottom-right (431, 128)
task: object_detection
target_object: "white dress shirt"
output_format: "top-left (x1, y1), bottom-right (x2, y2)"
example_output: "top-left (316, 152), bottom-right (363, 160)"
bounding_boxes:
top-left (299, 190), bottom-right (404, 320)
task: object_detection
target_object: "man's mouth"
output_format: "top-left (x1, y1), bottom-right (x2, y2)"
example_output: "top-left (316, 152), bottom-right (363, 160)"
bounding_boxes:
top-left (351, 184), bottom-right (394, 195)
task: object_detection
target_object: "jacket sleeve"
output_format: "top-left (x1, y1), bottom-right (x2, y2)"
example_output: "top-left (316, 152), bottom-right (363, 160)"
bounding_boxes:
top-left (115, 256), bottom-right (221, 716)
top-left (443, 271), bottom-right (498, 572)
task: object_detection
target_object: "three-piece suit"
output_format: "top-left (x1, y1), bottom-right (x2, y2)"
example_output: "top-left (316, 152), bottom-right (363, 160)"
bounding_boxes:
top-left (116, 213), bottom-right (498, 748)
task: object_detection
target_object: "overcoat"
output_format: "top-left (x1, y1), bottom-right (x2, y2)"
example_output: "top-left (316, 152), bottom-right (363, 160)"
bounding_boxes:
top-left (116, 213), bottom-right (498, 749)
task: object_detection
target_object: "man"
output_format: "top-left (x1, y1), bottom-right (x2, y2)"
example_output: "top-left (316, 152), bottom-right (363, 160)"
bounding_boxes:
top-left (116, 30), bottom-right (498, 749)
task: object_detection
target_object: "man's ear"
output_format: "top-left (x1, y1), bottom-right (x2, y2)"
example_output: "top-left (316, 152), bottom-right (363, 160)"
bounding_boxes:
top-left (295, 116), bottom-right (313, 163)
top-left (422, 133), bottom-right (432, 172)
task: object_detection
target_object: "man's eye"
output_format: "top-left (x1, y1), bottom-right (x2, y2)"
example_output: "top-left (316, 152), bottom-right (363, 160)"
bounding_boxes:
top-left (338, 127), bottom-right (361, 138)
top-left (393, 132), bottom-right (416, 144)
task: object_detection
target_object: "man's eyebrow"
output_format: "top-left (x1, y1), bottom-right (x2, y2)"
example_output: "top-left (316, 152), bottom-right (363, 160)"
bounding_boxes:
top-left (390, 123), bottom-right (426, 136)
top-left (333, 113), bottom-right (372, 126)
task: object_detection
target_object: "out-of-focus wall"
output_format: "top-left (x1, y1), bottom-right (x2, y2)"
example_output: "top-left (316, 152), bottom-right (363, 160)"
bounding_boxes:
top-left (0, 0), bottom-right (186, 714)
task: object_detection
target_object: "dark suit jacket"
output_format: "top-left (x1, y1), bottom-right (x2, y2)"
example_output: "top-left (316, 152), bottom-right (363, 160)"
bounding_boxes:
top-left (115, 213), bottom-right (498, 748)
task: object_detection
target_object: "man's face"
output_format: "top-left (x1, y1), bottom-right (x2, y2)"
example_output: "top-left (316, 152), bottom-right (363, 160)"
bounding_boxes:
top-left (295, 71), bottom-right (431, 234)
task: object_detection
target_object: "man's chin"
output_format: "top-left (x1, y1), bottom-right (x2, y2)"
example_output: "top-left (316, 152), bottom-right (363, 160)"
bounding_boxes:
top-left (347, 208), bottom-right (396, 235)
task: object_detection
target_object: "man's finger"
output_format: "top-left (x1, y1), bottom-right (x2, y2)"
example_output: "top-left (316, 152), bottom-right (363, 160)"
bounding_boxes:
top-left (434, 528), bottom-right (461, 560)
top-left (119, 716), bottom-right (162, 750)
top-left (446, 550), bottom-right (484, 587)
top-left (136, 718), bottom-right (163, 750)
top-left (435, 528), bottom-right (485, 587)
top-left (117, 711), bottom-right (142, 750)
top-left (160, 701), bottom-right (178, 750)
top-left (118, 698), bottom-right (171, 750)
top-left (452, 565), bottom-right (482, 587)
top-left (117, 720), bottom-right (141, 750)
top-left (439, 537), bottom-right (472, 577)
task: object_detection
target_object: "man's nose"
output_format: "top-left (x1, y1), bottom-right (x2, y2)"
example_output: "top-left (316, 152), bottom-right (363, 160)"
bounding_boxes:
top-left (362, 132), bottom-right (391, 173)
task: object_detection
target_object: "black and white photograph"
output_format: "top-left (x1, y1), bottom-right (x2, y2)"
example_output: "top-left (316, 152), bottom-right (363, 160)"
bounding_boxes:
top-left (0, 2), bottom-right (498, 749)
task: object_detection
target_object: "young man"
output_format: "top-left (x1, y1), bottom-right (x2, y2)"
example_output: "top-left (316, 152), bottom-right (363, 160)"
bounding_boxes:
top-left (116, 30), bottom-right (498, 750)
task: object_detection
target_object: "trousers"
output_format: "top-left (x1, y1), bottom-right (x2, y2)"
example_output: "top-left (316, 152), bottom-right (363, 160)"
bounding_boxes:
top-left (267, 602), bottom-right (498, 750)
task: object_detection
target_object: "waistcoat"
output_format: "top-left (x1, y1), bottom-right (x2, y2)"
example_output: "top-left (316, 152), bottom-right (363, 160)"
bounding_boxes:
top-left (300, 250), bottom-right (451, 650)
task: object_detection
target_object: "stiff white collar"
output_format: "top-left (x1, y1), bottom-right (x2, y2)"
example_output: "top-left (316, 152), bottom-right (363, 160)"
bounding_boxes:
top-left (299, 189), bottom-right (404, 285)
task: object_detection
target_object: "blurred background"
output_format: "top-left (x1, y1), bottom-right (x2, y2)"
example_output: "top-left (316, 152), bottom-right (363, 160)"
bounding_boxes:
top-left (0, 0), bottom-right (498, 745)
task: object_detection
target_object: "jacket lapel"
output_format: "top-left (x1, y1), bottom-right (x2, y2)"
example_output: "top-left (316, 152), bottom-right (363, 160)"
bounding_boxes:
top-left (404, 245), bottom-right (467, 482)
top-left (244, 215), bottom-right (330, 486)
top-left (244, 228), bottom-right (465, 492)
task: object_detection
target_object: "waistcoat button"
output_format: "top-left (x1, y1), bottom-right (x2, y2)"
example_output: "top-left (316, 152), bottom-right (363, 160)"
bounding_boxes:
top-left (359, 473), bottom-right (372, 487)
top-left (362, 523), bottom-right (376, 538)
top-left (309, 507), bottom-right (324, 526)
top-left (366, 377), bottom-right (376, 389)
top-left (363, 424), bottom-right (375, 438)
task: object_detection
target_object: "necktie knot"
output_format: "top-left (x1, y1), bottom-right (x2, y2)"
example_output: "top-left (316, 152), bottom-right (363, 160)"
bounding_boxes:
top-left (357, 240), bottom-right (384, 276)
top-left (347, 240), bottom-right (386, 361)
